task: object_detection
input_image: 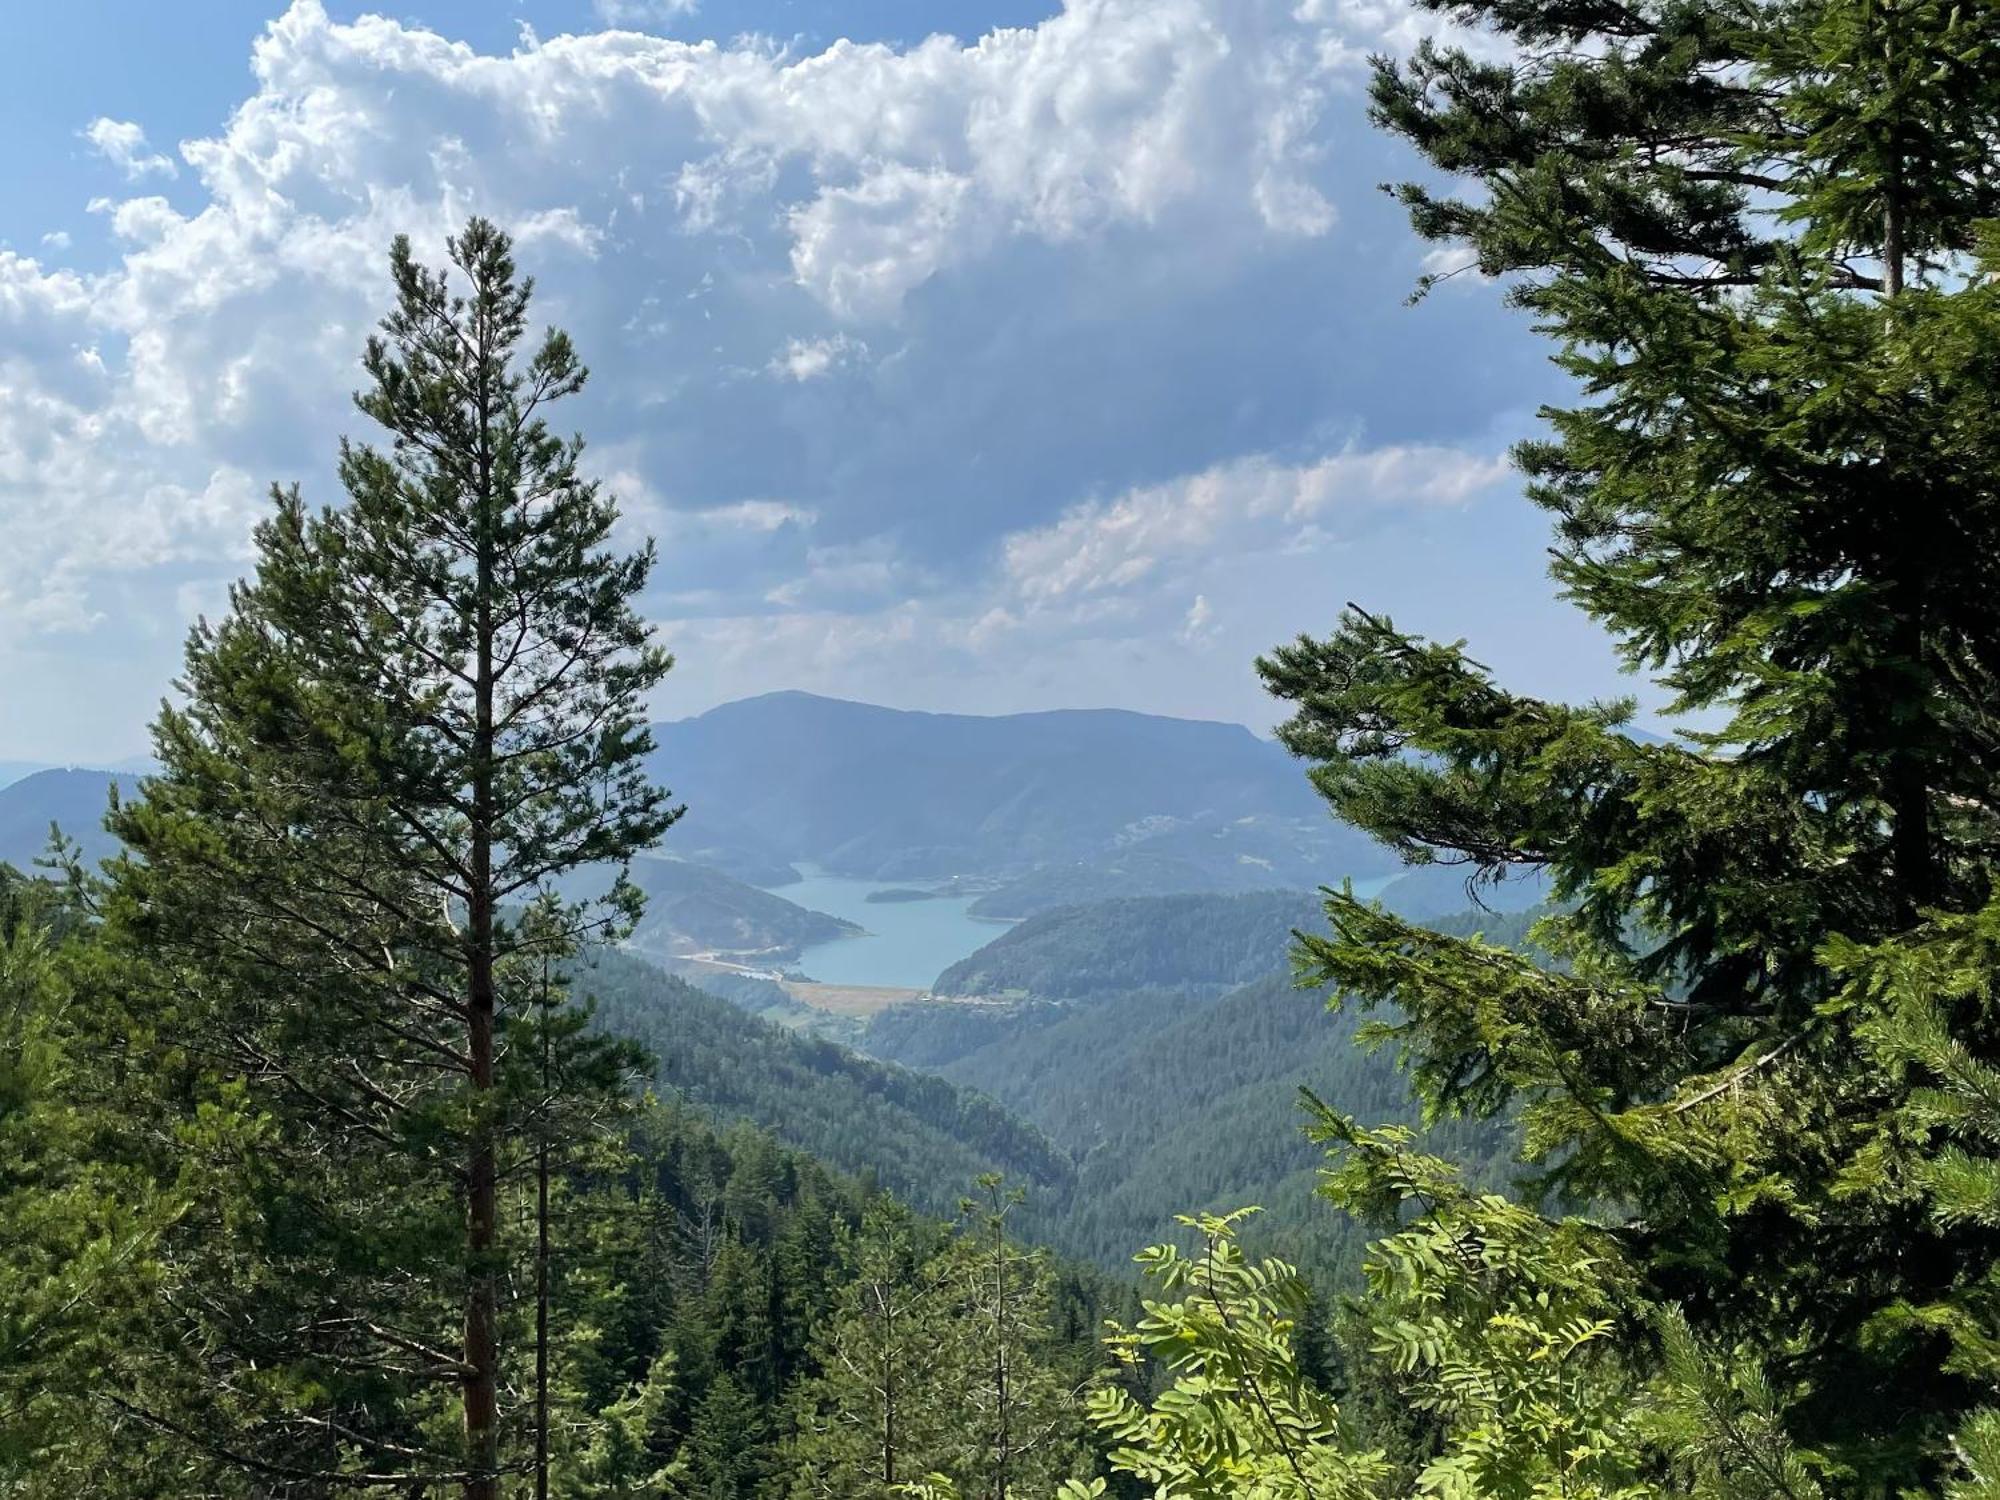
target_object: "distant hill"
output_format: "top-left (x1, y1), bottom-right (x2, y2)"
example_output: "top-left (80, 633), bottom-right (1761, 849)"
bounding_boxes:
top-left (1375, 861), bottom-right (1550, 919)
top-left (965, 853), bottom-right (1326, 920)
top-left (0, 768), bottom-right (126, 871)
top-left (0, 762), bottom-right (51, 791)
top-left (613, 855), bottom-right (859, 961)
top-left (644, 691), bottom-right (1390, 887)
top-left (931, 890), bottom-right (1323, 1001)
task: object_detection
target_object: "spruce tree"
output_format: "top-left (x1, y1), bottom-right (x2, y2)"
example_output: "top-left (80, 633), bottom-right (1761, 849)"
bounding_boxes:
top-left (1243, 0), bottom-right (2000, 1487)
top-left (787, 1190), bottom-right (1093, 1500)
top-left (108, 217), bottom-right (676, 1495)
top-left (787, 1202), bottom-right (955, 1499)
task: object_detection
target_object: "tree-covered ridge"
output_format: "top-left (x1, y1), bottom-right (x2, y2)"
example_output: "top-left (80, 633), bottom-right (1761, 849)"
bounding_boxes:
top-left (871, 905), bottom-right (1539, 1272)
top-left (931, 891), bottom-right (1326, 1000)
top-left (642, 690), bottom-right (1392, 888)
top-left (578, 946), bottom-right (1078, 1216)
top-left (574, 854), bottom-right (859, 962)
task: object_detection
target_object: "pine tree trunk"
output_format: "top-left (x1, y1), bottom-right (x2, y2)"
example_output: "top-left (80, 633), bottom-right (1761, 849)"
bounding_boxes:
top-left (992, 1217), bottom-right (1010, 1500)
top-left (463, 294), bottom-right (502, 1500)
top-left (465, 895), bottom-right (499, 1499)
top-left (536, 973), bottom-right (552, 1500)
top-left (881, 1287), bottom-right (897, 1489)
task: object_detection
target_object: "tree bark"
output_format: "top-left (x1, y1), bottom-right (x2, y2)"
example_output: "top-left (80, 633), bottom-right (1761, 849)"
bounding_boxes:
top-left (462, 284), bottom-right (502, 1500)
top-left (535, 964), bottom-right (552, 1500)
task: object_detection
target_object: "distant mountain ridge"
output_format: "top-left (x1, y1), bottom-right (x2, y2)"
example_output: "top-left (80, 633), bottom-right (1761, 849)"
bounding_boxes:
top-left (0, 768), bottom-right (130, 870)
top-left (644, 691), bottom-right (1390, 888)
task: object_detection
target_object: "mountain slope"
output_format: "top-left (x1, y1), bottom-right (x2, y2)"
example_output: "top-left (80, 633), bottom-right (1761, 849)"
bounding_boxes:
top-left (645, 691), bottom-right (1390, 886)
top-left (575, 946), bottom-right (1075, 1218)
top-left (0, 769), bottom-right (125, 870)
top-left (860, 894), bottom-right (1541, 1270)
top-left (908, 970), bottom-right (1517, 1271)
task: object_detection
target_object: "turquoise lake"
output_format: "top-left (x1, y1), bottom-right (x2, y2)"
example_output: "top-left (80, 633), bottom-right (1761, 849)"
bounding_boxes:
top-left (775, 869), bottom-right (1406, 993)
top-left (781, 872), bottom-right (1010, 991)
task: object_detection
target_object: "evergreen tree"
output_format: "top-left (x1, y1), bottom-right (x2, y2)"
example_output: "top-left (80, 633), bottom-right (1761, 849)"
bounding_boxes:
top-left (940, 1177), bottom-right (1094, 1500)
top-left (787, 1189), bottom-right (1094, 1500)
top-left (685, 1373), bottom-right (769, 1499)
top-left (0, 864), bottom-right (179, 1493)
top-left (1234, 0), bottom-right (2000, 1487)
top-left (787, 1201), bottom-right (956, 1499)
top-left (106, 217), bottom-right (676, 1495)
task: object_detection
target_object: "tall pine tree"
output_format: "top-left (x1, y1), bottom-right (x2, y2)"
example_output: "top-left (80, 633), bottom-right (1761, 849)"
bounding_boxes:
top-left (109, 217), bottom-right (676, 1495)
top-left (1248, 0), bottom-right (2000, 1487)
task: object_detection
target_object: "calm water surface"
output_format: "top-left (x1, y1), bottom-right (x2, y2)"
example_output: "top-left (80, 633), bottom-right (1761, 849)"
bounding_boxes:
top-left (777, 869), bottom-right (1405, 992)
top-left (781, 872), bottom-right (1007, 990)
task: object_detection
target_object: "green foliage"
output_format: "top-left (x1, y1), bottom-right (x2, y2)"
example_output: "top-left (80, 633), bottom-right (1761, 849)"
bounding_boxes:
top-left (786, 1185), bottom-right (1098, 1499)
top-left (0, 866), bottom-right (178, 1491)
top-left (94, 217), bottom-right (675, 1490)
top-left (1081, 1208), bottom-right (1390, 1499)
top-left (1239, 0), bottom-right (2000, 1485)
top-left (1314, 1114), bottom-right (1647, 1500)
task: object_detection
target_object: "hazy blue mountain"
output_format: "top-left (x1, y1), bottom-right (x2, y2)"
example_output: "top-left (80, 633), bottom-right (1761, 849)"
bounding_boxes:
top-left (1375, 861), bottom-right (1551, 919)
top-left (645, 691), bottom-right (1391, 886)
top-left (0, 761), bottom-right (52, 791)
top-left (0, 768), bottom-right (126, 870)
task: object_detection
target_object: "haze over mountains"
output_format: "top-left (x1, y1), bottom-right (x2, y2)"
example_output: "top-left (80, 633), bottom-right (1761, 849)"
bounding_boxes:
top-left (0, 688), bottom-right (1401, 907)
top-left (0, 688), bottom-right (1527, 1269)
top-left (643, 691), bottom-right (1394, 891)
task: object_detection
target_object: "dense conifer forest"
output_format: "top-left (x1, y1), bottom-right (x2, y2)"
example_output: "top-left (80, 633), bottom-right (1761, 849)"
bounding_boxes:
top-left (9, 0), bottom-right (2000, 1491)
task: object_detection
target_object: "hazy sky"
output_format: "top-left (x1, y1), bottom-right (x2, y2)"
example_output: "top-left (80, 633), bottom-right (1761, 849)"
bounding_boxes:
top-left (0, 0), bottom-right (1640, 762)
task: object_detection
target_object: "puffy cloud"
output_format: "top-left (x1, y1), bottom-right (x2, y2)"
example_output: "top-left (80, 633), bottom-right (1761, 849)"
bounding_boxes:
top-left (1001, 445), bottom-right (1510, 605)
top-left (83, 118), bottom-right (178, 180)
top-left (2, 0), bottom-right (1570, 755)
top-left (768, 333), bottom-right (866, 382)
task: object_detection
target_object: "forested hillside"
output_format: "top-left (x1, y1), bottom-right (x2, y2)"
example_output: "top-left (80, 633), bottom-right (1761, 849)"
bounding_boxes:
top-left (931, 890), bottom-right (1323, 999)
top-left (612, 856), bottom-right (858, 960)
top-left (577, 947), bottom-right (1076, 1215)
top-left (868, 902), bottom-right (1539, 1269)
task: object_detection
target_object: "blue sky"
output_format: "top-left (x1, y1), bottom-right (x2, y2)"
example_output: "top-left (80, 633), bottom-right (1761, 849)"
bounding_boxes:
top-left (0, 0), bottom-right (1633, 761)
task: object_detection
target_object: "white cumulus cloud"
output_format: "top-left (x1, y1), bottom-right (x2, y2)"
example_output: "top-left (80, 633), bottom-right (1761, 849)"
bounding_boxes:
top-left (0, 0), bottom-right (1557, 755)
top-left (83, 118), bottom-right (178, 180)
top-left (1001, 445), bottom-right (1511, 605)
